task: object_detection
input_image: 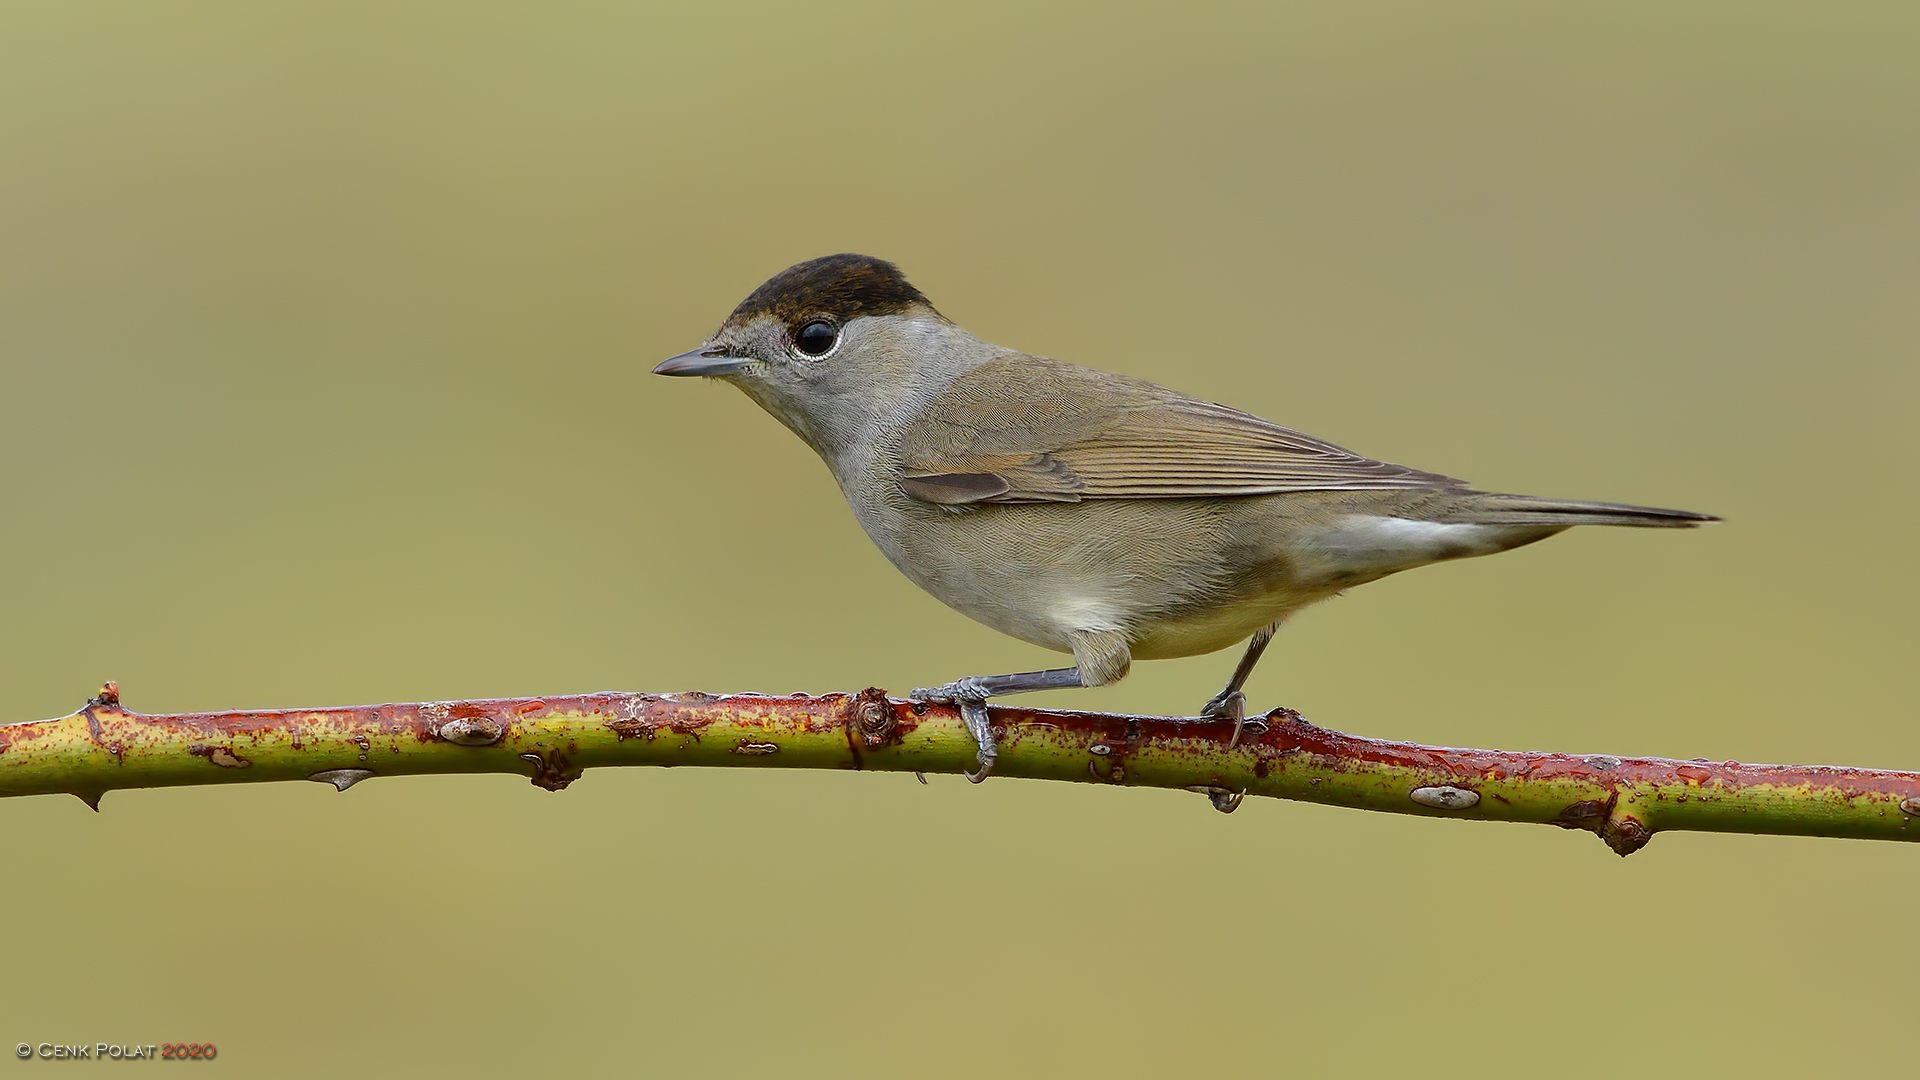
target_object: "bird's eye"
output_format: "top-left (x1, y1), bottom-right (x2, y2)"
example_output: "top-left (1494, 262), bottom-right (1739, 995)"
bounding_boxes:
top-left (794, 321), bottom-right (838, 357)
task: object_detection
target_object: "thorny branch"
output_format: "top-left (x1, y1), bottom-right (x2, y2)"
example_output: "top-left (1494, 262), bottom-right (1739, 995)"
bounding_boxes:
top-left (3, 682), bottom-right (1916, 856)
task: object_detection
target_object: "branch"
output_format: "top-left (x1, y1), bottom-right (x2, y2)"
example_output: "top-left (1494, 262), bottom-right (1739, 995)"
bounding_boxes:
top-left (4, 682), bottom-right (1915, 856)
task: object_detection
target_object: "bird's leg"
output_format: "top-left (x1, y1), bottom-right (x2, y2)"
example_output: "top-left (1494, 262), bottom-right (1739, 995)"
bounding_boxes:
top-left (1200, 621), bottom-right (1279, 746)
top-left (911, 667), bottom-right (1084, 783)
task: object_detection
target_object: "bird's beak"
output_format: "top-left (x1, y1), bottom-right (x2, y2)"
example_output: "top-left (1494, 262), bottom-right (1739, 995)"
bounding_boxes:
top-left (653, 347), bottom-right (754, 377)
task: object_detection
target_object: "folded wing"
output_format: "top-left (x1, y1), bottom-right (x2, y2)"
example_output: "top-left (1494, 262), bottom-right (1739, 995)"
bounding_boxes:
top-left (897, 354), bottom-right (1466, 506)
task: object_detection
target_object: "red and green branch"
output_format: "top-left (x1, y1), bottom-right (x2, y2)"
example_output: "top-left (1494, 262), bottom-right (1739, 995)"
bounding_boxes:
top-left (3, 682), bottom-right (1915, 856)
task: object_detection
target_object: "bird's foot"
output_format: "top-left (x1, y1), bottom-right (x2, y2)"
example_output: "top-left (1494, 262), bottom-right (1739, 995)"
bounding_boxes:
top-left (1198, 689), bottom-right (1267, 746)
top-left (1199, 688), bottom-right (1243, 723)
top-left (911, 680), bottom-right (997, 782)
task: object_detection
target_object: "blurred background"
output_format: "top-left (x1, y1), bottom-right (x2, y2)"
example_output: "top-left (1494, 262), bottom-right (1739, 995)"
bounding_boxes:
top-left (2, 1), bottom-right (1915, 1075)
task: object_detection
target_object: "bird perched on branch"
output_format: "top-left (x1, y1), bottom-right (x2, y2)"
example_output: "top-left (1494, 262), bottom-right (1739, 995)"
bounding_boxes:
top-left (655, 254), bottom-right (1714, 781)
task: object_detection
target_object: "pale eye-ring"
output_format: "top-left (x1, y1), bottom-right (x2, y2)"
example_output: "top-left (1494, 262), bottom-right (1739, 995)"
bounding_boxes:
top-left (794, 321), bottom-right (838, 357)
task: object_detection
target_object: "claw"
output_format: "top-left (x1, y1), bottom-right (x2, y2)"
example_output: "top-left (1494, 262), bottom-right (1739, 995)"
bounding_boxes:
top-left (958, 696), bottom-right (997, 782)
top-left (1200, 689), bottom-right (1250, 746)
top-left (1186, 785), bottom-right (1247, 814)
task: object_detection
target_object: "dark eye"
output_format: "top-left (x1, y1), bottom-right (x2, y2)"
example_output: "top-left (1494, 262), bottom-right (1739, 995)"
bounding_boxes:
top-left (794, 321), bottom-right (838, 357)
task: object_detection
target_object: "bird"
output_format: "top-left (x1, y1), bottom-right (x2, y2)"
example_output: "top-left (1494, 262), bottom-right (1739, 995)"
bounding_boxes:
top-left (654, 254), bottom-right (1715, 781)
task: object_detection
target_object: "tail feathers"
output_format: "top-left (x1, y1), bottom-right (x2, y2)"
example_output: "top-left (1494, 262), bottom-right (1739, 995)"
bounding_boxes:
top-left (1450, 493), bottom-right (1719, 529)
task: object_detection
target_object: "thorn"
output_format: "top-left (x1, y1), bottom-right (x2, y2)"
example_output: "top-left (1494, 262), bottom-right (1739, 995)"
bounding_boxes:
top-left (89, 681), bottom-right (120, 708)
top-left (73, 791), bottom-right (104, 812)
top-left (308, 768), bottom-right (375, 791)
top-left (915, 772), bottom-right (928, 785)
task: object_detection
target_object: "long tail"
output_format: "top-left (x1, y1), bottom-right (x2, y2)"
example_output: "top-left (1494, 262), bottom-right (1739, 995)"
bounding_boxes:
top-left (1447, 492), bottom-right (1719, 528)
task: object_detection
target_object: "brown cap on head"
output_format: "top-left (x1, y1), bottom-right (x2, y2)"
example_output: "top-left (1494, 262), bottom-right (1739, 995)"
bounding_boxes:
top-left (722, 254), bottom-right (936, 331)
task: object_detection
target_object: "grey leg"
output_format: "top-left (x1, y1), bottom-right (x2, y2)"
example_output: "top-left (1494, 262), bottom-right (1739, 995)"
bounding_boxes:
top-left (911, 667), bottom-right (1084, 783)
top-left (1200, 621), bottom-right (1278, 746)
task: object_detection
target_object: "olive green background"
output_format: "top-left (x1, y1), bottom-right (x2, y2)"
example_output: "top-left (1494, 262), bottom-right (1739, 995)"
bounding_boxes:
top-left (2, 2), bottom-right (1915, 1075)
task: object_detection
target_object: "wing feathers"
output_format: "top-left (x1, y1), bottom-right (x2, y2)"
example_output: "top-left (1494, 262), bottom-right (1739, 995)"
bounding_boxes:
top-left (897, 472), bottom-right (1016, 505)
top-left (895, 355), bottom-right (1464, 506)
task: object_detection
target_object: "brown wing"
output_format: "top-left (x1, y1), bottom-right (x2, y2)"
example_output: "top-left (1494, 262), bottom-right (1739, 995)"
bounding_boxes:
top-left (897, 354), bottom-right (1465, 506)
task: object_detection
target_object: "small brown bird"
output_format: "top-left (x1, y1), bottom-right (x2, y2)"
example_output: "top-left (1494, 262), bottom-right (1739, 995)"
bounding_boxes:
top-left (656, 254), bottom-right (1714, 781)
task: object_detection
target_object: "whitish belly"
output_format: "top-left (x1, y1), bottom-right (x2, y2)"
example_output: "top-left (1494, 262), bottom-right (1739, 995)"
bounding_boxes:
top-left (1126, 586), bottom-right (1329, 660)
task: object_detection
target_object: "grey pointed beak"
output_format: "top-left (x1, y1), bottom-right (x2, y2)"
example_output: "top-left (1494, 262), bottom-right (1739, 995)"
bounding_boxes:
top-left (653, 347), bottom-right (754, 377)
